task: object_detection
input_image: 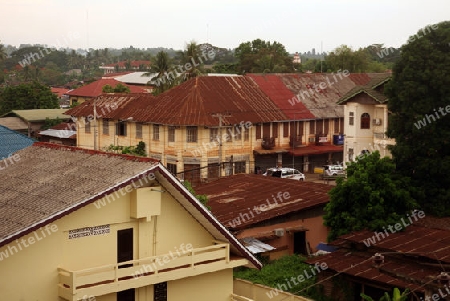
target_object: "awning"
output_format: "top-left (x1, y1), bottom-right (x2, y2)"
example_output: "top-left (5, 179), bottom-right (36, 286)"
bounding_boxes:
top-left (39, 129), bottom-right (76, 139)
top-left (241, 237), bottom-right (276, 254)
top-left (289, 144), bottom-right (343, 156)
top-left (253, 148), bottom-right (289, 155)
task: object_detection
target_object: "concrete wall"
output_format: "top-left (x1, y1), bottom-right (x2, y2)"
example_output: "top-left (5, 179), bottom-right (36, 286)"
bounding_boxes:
top-left (0, 176), bottom-right (235, 301)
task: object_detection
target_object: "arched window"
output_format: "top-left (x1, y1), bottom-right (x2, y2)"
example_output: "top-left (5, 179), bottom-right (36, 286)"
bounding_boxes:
top-left (361, 113), bottom-right (370, 129)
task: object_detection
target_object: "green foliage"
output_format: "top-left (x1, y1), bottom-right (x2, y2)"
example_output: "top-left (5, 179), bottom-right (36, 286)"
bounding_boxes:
top-left (234, 255), bottom-right (329, 300)
top-left (102, 84), bottom-right (130, 93)
top-left (324, 151), bottom-right (417, 241)
top-left (182, 180), bottom-right (209, 210)
top-left (235, 39), bottom-right (293, 74)
top-left (0, 81), bottom-right (59, 115)
top-left (361, 287), bottom-right (409, 301)
top-left (386, 21), bottom-right (450, 216)
top-left (41, 117), bottom-right (63, 130)
top-left (105, 141), bottom-right (146, 157)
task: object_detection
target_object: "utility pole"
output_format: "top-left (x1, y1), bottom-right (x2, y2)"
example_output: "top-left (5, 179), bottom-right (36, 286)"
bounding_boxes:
top-left (93, 99), bottom-right (98, 150)
top-left (212, 113), bottom-right (231, 177)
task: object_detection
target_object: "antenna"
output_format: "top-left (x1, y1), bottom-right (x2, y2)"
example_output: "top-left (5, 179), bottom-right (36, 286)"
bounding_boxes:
top-left (320, 41), bottom-right (323, 73)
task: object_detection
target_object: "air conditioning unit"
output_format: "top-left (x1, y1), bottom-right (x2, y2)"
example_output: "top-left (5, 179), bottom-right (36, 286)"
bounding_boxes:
top-left (373, 118), bottom-right (382, 126)
top-left (274, 228), bottom-right (285, 237)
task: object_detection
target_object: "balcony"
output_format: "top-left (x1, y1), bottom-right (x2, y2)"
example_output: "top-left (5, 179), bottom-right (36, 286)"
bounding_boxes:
top-left (58, 241), bottom-right (247, 301)
top-left (373, 132), bottom-right (395, 146)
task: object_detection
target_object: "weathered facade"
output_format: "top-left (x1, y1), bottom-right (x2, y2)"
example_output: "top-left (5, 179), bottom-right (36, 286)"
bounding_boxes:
top-left (0, 143), bottom-right (260, 301)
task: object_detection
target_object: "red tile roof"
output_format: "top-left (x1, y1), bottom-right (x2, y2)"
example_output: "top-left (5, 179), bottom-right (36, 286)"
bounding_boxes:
top-left (195, 173), bottom-right (331, 230)
top-left (66, 79), bottom-right (148, 98)
top-left (51, 87), bottom-right (70, 98)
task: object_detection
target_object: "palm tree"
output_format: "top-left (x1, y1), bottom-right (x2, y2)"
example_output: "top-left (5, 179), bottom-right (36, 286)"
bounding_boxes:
top-left (179, 41), bottom-right (204, 81)
top-left (143, 51), bottom-right (177, 95)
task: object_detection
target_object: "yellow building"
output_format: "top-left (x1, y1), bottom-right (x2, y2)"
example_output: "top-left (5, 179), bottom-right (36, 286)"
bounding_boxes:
top-left (0, 142), bottom-right (261, 301)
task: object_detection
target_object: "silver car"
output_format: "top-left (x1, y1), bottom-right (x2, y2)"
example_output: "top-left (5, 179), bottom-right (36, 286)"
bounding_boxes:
top-left (263, 167), bottom-right (306, 181)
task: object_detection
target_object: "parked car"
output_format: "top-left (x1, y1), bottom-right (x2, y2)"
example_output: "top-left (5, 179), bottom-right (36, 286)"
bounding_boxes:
top-left (263, 167), bottom-right (306, 181)
top-left (323, 165), bottom-right (345, 176)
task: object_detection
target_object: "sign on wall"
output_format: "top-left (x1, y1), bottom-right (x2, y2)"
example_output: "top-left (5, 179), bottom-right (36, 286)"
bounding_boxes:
top-left (68, 224), bottom-right (110, 239)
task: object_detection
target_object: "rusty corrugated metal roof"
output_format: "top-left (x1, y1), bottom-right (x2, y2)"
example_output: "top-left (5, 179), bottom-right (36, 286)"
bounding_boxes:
top-left (66, 77), bottom-right (288, 126)
top-left (66, 78), bottom-right (147, 98)
top-left (150, 76), bottom-right (287, 126)
top-left (248, 73), bottom-right (390, 119)
top-left (195, 173), bottom-right (331, 230)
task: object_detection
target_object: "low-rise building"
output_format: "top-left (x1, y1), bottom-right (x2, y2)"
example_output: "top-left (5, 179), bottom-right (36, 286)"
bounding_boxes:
top-left (196, 174), bottom-right (331, 260)
top-left (0, 142), bottom-right (261, 301)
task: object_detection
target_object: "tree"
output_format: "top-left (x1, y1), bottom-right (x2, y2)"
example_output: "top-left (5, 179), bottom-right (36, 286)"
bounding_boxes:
top-left (324, 45), bottom-right (370, 72)
top-left (235, 39), bottom-right (293, 74)
top-left (0, 81), bottom-right (59, 115)
top-left (0, 40), bottom-right (6, 62)
top-left (361, 287), bottom-right (409, 301)
top-left (102, 83), bottom-right (130, 93)
top-left (182, 180), bottom-right (209, 209)
top-left (144, 51), bottom-right (177, 95)
top-left (386, 21), bottom-right (450, 216)
top-left (178, 41), bottom-right (204, 80)
top-left (324, 151), bottom-right (417, 241)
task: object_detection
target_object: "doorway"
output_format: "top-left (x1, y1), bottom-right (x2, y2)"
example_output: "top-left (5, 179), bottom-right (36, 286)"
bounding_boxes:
top-left (117, 228), bottom-right (135, 301)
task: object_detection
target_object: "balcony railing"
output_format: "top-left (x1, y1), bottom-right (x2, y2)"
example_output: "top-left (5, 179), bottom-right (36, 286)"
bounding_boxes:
top-left (373, 132), bottom-right (388, 139)
top-left (58, 241), bottom-right (232, 301)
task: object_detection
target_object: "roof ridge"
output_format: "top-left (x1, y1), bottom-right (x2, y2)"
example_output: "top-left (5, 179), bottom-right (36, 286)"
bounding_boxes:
top-left (32, 142), bottom-right (159, 163)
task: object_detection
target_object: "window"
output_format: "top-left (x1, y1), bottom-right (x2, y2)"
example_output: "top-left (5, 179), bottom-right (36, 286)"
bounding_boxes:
top-left (168, 126), bottom-right (175, 142)
top-left (244, 127), bottom-right (250, 141)
top-left (256, 124), bottom-right (262, 139)
top-left (334, 118), bottom-right (340, 133)
top-left (153, 124), bottom-right (160, 141)
top-left (234, 125), bottom-right (242, 140)
top-left (283, 122), bottom-right (289, 138)
top-left (102, 119), bottom-right (109, 135)
top-left (166, 163), bottom-right (177, 176)
top-left (186, 126), bottom-right (197, 143)
top-left (210, 128), bottom-right (218, 142)
top-left (235, 162), bottom-right (246, 174)
top-left (272, 123), bottom-right (278, 138)
top-left (154, 282), bottom-right (167, 301)
top-left (208, 163), bottom-right (220, 179)
top-left (361, 113), bottom-right (371, 129)
top-left (85, 118), bottom-right (91, 133)
top-left (136, 123), bottom-right (142, 139)
top-left (116, 122), bottom-right (127, 136)
top-left (349, 112), bottom-right (354, 126)
top-left (309, 120), bottom-right (316, 134)
top-left (262, 123), bottom-right (270, 138)
top-left (348, 148), bottom-right (354, 162)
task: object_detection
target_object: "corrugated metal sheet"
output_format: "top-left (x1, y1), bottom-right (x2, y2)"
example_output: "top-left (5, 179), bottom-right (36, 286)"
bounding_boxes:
top-left (248, 73), bottom-right (390, 119)
top-left (150, 76), bottom-right (287, 126)
top-left (66, 78), bottom-right (147, 97)
top-left (195, 173), bottom-right (330, 230)
top-left (241, 237), bottom-right (276, 254)
top-left (0, 125), bottom-right (35, 158)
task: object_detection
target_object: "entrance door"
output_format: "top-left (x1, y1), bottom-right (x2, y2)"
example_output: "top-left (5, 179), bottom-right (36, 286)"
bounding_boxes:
top-left (293, 231), bottom-right (307, 254)
top-left (117, 228), bottom-right (135, 301)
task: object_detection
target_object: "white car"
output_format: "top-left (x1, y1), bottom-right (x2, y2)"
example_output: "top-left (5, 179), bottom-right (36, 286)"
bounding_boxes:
top-left (323, 165), bottom-right (345, 176)
top-left (263, 167), bottom-right (306, 181)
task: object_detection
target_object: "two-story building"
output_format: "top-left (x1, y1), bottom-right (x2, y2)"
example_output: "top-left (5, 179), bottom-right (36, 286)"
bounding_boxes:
top-left (0, 142), bottom-right (261, 301)
top-left (65, 76), bottom-right (287, 185)
top-left (337, 74), bottom-right (394, 165)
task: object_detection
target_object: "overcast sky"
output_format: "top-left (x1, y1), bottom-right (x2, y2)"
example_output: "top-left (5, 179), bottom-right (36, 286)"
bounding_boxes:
top-left (1, 0), bottom-right (449, 53)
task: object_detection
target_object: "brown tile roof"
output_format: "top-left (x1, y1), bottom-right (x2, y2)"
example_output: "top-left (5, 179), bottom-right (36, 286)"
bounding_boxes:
top-left (195, 173), bottom-right (331, 230)
top-left (0, 142), bottom-right (263, 268)
top-left (337, 73), bottom-right (391, 105)
top-left (248, 73), bottom-right (390, 119)
top-left (51, 87), bottom-right (71, 98)
top-left (66, 79), bottom-right (148, 98)
top-left (67, 77), bottom-right (287, 126)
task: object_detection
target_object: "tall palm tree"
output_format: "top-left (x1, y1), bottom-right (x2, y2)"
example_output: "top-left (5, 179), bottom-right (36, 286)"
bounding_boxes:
top-left (179, 41), bottom-right (204, 81)
top-left (143, 51), bottom-right (177, 95)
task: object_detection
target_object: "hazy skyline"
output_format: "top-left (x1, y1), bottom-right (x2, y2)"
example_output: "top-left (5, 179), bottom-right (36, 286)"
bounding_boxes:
top-left (1, 0), bottom-right (449, 53)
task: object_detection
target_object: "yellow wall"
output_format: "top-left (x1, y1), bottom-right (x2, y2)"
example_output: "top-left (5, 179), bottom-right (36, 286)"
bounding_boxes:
top-left (0, 177), bottom-right (234, 301)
